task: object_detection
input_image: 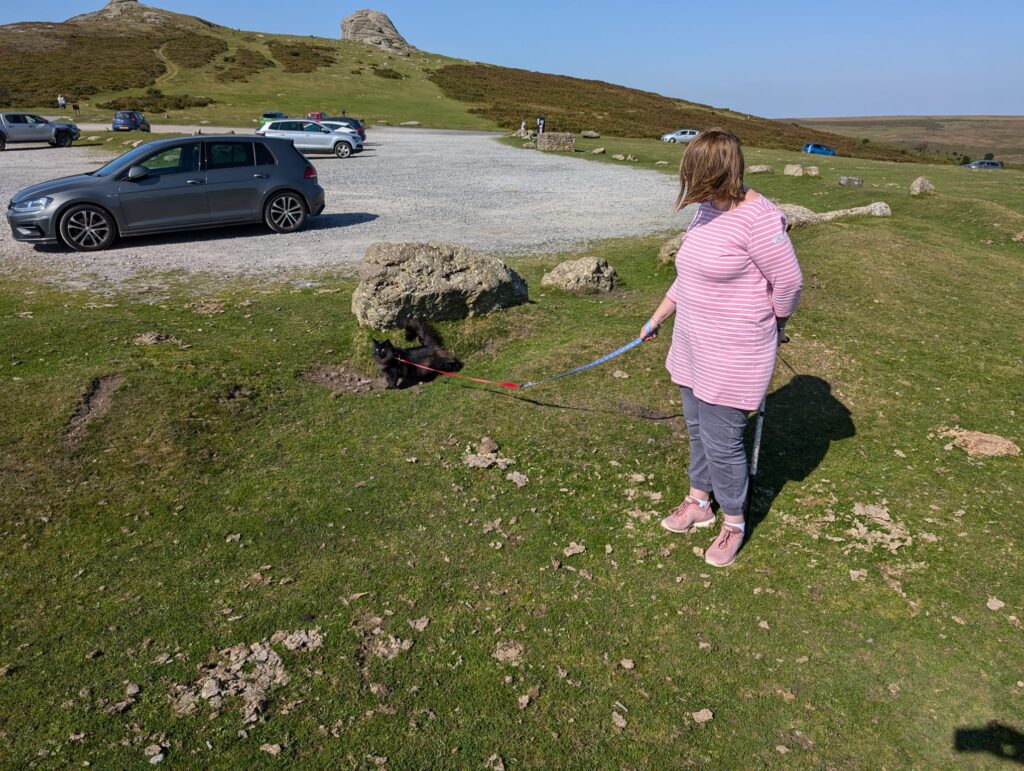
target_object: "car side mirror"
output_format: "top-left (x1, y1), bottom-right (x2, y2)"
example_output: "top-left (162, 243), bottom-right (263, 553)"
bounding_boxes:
top-left (127, 165), bottom-right (149, 182)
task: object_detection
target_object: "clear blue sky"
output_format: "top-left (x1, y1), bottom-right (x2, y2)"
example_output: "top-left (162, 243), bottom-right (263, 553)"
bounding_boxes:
top-left (5, 0), bottom-right (1022, 117)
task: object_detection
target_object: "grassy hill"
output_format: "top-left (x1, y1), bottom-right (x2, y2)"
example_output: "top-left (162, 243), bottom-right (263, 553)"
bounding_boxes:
top-left (0, 0), bottom-right (935, 161)
top-left (791, 115), bottom-right (1024, 167)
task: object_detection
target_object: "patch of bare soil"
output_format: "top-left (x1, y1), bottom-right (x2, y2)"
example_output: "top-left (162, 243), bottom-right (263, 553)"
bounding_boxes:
top-left (189, 299), bottom-right (225, 316)
top-left (133, 331), bottom-right (191, 349)
top-left (302, 365), bottom-right (384, 395)
top-left (66, 375), bottom-right (123, 450)
top-left (941, 426), bottom-right (1020, 458)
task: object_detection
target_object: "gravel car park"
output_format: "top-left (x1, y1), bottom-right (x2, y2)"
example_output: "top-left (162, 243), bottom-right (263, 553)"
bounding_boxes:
top-left (0, 127), bottom-right (680, 288)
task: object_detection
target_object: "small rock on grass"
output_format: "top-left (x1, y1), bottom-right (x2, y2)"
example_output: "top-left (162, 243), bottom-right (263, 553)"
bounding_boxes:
top-left (987, 596), bottom-right (1006, 611)
top-left (494, 640), bottom-right (524, 666)
top-left (260, 743), bottom-right (282, 756)
top-left (408, 617), bottom-right (430, 632)
top-left (506, 471), bottom-right (529, 488)
top-left (619, 659), bottom-right (635, 670)
top-left (612, 711), bottom-right (628, 731)
top-left (691, 708), bottom-right (714, 724)
top-left (849, 569), bottom-right (867, 581)
top-left (485, 753), bottom-right (506, 771)
top-left (563, 542), bottom-right (586, 557)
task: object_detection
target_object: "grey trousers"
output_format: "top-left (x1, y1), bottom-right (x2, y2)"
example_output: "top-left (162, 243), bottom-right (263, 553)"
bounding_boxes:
top-left (680, 387), bottom-right (750, 517)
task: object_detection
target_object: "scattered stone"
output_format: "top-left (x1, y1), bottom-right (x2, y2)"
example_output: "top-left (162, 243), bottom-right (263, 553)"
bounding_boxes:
top-left (494, 641), bottom-right (524, 666)
top-left (776, 745), bottom-right (790, 755)
top-left (522, 142), bottom-right (537, 149)
top-left (400, 121), bottom-right (421, 127)
top-left (783, 164), bottom-right (803, 177)
top-left (612, 370), bottom-right (628, 379)
top-left (691, 708), bottom-right (714, 724)
top-left (1012, 231), bottom-right (1024, 242)
top-left (655, 160), bottom-right (669, 166)
top-left (941, 427), bottom-right (1020, 458)
top-left (351, 243), bottom-right (528, 328)
top-left (581, 130), bottom-right (601, 139)
top-left (133, 331), bottom-right (191, 349)
top-left (987, 596), bottom-right (1006, 611)
top-left (540, 256), bottom-right (618, 294)
top-left (910, 176), bottom-right (935, 196)
top-left (620, 659), bottom-right (635, 670)
top-left (658, 232), bottom-right (683, 264)
top-left (506, 471), bottom-right (529, 488)
top-left (277, 628), bottom-right (324, 652)
top-left (536, 133), bottom-right (576, 152)
top-left (803, 166), bottom-right (820, 177)
top-left (260, 743), bottom-right (282, 756)
top-left (563, 542), bottom-right (586, 557)
top-left (485, 753), bottom-right (506, 771)
top-left (478, 437), bottom-right (499, 454)
top-left (626, 154), bottom-right (638, 162)
top-left (839, 176), bottom-right (864, 188)
top-left (611, 153), bottom-right (626, 161)
top-left (849, 569), bottom-right (868, 581)
top-left (747, 165), bottom-right (774, 174)
top-left (591, 147), bottom-right (606, 155)
top-left (408, 617), bottom-right (430, 632)
top-left (612, 711), bottom-right (628, 731)
top-left (845, 502), bottom-right (912, 553)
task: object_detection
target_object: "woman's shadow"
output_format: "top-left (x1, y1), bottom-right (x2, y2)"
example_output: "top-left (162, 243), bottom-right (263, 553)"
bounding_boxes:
top-left (746, 374), bottom-right (855, 535)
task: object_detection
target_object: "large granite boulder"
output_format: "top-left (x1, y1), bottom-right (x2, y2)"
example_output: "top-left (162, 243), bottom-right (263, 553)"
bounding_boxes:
top-left (581, 130), bottom-right (601, 139)
top-left (910, 176), bottom-right (935, 196)
top-left (536, 132), bottom-right (575, 152)
top-left (747, 165), bottom-right (774, 174)
top-left (541, 257), bottom-right (618, 294)
top-left (839, 176), bottom-right (864, 188)
top-left (778, 201), bottom-right (891, 230)
top-left (783, 164), bottom-right (803, 177)
top-left (340, 9), bottom-right (414, 55)
top-left (352, 243), bottom-right (528, 328)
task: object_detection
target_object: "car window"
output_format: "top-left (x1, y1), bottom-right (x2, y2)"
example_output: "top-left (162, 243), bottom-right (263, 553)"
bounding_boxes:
top-left (254, 142), bottom-right (276, 166)
top-left (208, 141), bottom-right (255, 169)
top-left (277, 121), bottom-right (301, 132)
top-left (139, 143), bottom-right (200, 175)
top-left (27, 115), bottom-right (47, 125)
top-left (7, 114), bottom-right (27, 124)
top-left (302, 123), bottom-right (325, 133)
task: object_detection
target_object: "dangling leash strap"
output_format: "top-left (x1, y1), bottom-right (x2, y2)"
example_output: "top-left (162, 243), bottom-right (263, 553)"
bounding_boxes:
top-left (396, 325), bottom-right (652, 391)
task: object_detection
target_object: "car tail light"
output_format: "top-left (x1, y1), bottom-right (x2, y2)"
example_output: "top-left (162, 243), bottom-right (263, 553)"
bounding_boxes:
top-left (255, 131), bottom-right (265, 136)
top-left (304, 165), bottom-right (317, 180)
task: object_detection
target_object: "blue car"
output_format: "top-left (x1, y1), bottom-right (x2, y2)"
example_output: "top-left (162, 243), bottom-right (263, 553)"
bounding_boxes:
top-left (962, 160), bottom-right (1003, 169)
top-left (802, 143), bottom-right (836, 156)
top-left (112, 111), bottom-right (151, 132)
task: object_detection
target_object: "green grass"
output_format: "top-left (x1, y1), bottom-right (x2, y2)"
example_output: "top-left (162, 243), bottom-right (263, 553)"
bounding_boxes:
top-left (0, 144), bottom-right (1021, 767)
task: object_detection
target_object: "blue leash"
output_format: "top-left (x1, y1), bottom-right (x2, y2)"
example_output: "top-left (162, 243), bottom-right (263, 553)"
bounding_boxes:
top-left (519, 322), bottom-right (653, 390)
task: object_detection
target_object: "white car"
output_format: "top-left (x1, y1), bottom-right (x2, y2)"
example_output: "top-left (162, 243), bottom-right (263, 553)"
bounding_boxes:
top-left (256, 119), bottom-right (363, 158)
top-left (661, 129), bottom-right (699, 143)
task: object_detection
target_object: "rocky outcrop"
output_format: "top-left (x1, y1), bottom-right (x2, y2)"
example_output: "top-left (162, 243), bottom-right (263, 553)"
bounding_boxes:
top-left (839, 176), bottom-right (864, 188)
top-left (341, 9), bottom-right (414, 56)
top-left (778, 202), bottom-right (891, 230)
top-left (803, 166), bottom-right (820, 177)
top-left (747, 165), bottom-right (774, 174)
top-left (351, 243), bottom-right (528, 328)
top-left (910, 176), bottom-right (935, 196)
top-left (783, 164), bottom-right (803, 177)
top-left (541, 257), bottom-right (618, 294)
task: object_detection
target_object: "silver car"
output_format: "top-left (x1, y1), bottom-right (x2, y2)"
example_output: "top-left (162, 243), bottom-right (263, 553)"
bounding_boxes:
top-left (257, 119), bottom-right (362, 158)
top-left (0, 112), bottom-right (81, 150)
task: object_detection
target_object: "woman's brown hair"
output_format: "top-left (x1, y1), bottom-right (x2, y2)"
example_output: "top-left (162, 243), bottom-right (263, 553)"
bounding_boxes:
top-left (674, 128), bottom-right (745, 211)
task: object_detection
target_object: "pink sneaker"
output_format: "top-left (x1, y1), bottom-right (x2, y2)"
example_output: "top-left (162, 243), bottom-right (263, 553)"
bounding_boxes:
top-left (660, 496), bottom-right (715, 533)
top-left (705, 524), bottom-right (744, 567)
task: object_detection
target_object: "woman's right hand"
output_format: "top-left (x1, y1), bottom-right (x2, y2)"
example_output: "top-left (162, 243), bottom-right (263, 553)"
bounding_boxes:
top-left (641, 320), bottom-right (660, 341)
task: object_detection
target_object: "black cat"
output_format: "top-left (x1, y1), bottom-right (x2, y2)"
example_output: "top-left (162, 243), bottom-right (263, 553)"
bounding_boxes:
top-left (372, 318), bottom-right (463, 389)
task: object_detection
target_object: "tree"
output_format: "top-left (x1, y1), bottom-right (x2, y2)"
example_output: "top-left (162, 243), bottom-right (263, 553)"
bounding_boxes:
top-left (983, 152), bottom-right (995, 160)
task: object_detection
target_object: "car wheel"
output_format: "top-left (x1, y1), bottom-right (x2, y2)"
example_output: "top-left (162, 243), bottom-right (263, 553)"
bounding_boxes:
top-left (264, 192), bottom-right (308, 233)
top-left (334, 141), bottom-right (352, 159)
top-left (0, 136), bottom-right (5, 152)
top-left (668, 138), bottom-right (676, 143)
top-left (54, 131), bottom-right (73, 148)
top-left (59, 205), bottom-right (117, 251)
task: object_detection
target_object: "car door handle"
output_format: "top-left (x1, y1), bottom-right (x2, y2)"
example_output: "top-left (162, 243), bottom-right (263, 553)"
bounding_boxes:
top-left (253, 173), bottom-right (269, 179)
top-left (186, 179), bottom-right (205, 185)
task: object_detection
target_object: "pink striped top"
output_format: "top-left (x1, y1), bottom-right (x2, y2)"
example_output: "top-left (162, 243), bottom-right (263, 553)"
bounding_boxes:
top-left (665, 194), bottom-right (802, 410)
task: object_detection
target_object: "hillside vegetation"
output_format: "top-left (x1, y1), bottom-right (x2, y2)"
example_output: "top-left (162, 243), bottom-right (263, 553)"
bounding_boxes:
top-left (0, 0), bottom-right (930, 161)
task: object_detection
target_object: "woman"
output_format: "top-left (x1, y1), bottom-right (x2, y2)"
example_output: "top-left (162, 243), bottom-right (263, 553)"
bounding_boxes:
top-left (642, 128), bottom-right (802, 567)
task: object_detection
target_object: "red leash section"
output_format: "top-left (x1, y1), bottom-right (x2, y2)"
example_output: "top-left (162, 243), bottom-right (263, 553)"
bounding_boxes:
top-left (397, 358), bottom-right (521, 389)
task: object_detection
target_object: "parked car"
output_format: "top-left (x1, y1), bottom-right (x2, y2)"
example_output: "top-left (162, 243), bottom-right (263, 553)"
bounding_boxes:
top-left (660, 129), bottom-right (699, 143)
top-left (111, 111), bottom-right (151, 132)
top-left (324, 116), bottom-right (366, 141)
top-left (802, 143), bottom-right (837, 156)
top-left (257, 119), bottom-right (363, 158)
top-left (318, 121), bottom-right (365, 149)
top-left (306, 111), bottom-right (328, 122)
top-left (6, 136), bottom-right (324, 251)
top-left (258, 111), bottom-right (288, 125)
top-left (0, 112), bottom-right (80, 151)
top-left (962, 159), bottom-right (1003, 169)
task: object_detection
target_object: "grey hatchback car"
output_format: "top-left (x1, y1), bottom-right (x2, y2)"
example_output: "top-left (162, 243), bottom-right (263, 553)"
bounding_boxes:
top-left (7, 136), bottom-right (325, 251)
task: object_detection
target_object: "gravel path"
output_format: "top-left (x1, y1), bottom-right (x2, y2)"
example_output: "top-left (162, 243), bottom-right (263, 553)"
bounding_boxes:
top-left (1, 128), bottom-right (683, 289)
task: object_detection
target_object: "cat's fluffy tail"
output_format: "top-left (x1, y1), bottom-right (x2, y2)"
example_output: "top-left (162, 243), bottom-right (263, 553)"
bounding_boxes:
top-left (405, 318), bottom-right (443, 347)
